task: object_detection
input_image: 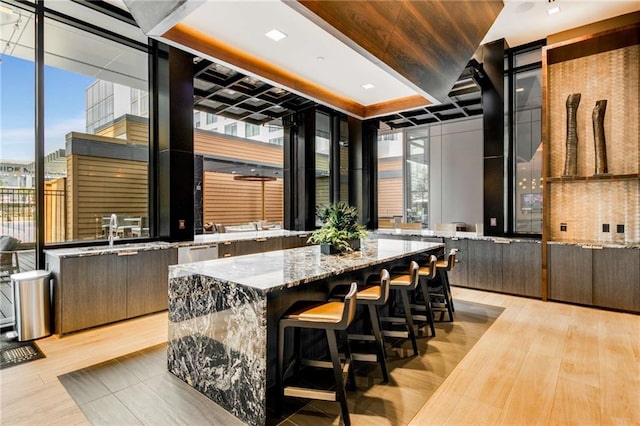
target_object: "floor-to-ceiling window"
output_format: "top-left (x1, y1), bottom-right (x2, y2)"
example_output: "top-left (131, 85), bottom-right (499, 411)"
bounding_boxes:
top-left (377, 131), bottom-right (404, 223)
top-left (405, 127), bottom-right (429, 226)
top-left (315, 111), bottom-right (330, 225)
top-left (0, 0), bottom-right (150, 250)
top-left (0, 3), bottom-right (36, 272)
top-left (508, 43), bottom-right (543, 234)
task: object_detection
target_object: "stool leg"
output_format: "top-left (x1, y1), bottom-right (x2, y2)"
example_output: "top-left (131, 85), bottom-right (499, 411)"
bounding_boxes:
top-left (340, 330), bottom-right (356, 391)
top-left (442, 270), bottom-right (456, 315)
top-left (293, 327), bottom-right (302, 373)
top-left (277, 323), bottom-right (286, 415)
top-left (419, 279), bottom-right (437, 337)
top-left (368, 304), bottom-right (389, 383)
top-left (399, 289), bottom-right (419, 356)
top-left (327, 329), bottom-right (351, 426)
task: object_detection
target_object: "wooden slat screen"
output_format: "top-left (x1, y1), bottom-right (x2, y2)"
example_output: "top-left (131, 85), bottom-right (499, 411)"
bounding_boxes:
top-left (203, 172), bottom-right (283, 226)
top-left (195, 130), bottom-right (283, 166)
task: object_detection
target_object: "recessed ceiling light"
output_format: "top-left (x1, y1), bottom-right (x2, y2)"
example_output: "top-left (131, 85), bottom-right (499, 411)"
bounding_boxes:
top-left (516, 88), bottom-right (525, 92)
top-left (362, 83), bottom-right (375, 90)
top-left (547, 6), bottom-right (560, 15)
top-left (265, 29), bottom-right (287, 42)
top-left (223, 89), bottom-right (237, 95)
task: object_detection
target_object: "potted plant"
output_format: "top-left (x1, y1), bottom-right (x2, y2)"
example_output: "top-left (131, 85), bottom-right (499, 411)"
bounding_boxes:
top-left (308, 202), bottom-right (367, 254)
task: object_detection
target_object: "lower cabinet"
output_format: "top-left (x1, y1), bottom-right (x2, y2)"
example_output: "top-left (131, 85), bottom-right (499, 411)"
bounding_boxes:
top-left (467, 240), bottom-right (503, 292)
top-left (447, 238), bottom-right (542, 298)
top-left (592, 248), bottom-right (640, 312)
top-left (548, 244), bottom-right (593, 305)
top-left (126, 248), bottom-right (178, 318)
top-left (50, 247), bottom-right (177, 334)
top-left (502, 241), bottom-right (541, 298)
top-left (445, 238), bottom-right (468, 286)
top-left (282, 234), bottom-right (311, 250)
top-left (549, 244), bottom-right (640, 312)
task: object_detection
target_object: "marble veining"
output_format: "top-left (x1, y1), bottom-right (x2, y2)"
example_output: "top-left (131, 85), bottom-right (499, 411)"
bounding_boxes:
top-left (169, 238), bottom-right (443, 294)
top-left (169, 275), bottom-right (267, 425)
top-left (168, 237), bottom-right (442, 425)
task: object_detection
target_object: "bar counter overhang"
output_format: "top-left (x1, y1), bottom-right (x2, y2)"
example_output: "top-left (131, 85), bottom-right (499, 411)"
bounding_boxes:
top-left (167, 238), bottom-right (444, 425)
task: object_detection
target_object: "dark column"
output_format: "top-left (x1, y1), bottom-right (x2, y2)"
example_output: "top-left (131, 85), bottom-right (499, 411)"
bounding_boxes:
top-left (153, 43), bottom-right (194, 241)
top-left (193, 155), bottom-right (204, 235)
top-left (348, 117), bottom-right (378, 229)
top-left (283, 108), bottom-right (316, 230)
top-left (35, 0), bottom-right (45, 268)
top-left (480, 39), bottom-right (507, 236)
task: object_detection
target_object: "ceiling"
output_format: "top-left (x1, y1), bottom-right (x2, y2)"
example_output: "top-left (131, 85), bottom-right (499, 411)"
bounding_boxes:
top-left (119, 0), bottom-right (639, 120)
top-left (115, 0), bottom-right (640, 124)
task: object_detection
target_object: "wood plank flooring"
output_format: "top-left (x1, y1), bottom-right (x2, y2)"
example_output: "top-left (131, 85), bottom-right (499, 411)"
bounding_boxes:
top-left (1, 287), bottom-right (638, 425)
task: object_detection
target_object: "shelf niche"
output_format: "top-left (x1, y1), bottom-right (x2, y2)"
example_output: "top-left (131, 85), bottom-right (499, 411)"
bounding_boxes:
top-left (543, 22), bottom-right (640, 246)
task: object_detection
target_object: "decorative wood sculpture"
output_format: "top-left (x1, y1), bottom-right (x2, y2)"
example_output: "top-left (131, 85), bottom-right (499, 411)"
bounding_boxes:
top-left (592, 99), bottom-right (608, 175)
top-left (563, 93), bottom-right (581, 176)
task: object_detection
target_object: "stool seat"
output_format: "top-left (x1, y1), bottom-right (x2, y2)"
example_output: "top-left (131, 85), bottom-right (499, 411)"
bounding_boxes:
top-left (435, 260), bottom-right (448, 269)
top-left (357, 285), bottom-right (382, 301)
top-left (418, 266), bottom-right (433, 276)
top-left (389, 274), bottom-right (413, 286)
top-left (287, 301), bottom-right (345, 323)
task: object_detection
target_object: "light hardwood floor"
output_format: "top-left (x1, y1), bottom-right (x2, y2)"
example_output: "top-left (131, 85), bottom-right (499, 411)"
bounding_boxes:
top-left (1, 287), bottom-right (638, 425)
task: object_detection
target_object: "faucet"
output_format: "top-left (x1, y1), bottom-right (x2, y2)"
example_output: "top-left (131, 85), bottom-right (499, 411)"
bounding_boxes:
top-left (108, 214), bottom-right (118, 246)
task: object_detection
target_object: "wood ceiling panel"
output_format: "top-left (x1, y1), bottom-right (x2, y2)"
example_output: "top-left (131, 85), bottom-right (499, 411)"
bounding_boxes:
top-left (297, 0), bottom-right (503, 102)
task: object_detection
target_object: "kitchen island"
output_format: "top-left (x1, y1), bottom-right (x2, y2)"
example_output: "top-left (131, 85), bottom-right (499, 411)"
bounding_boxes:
top-left (167, 238), bottom-right (443, 425)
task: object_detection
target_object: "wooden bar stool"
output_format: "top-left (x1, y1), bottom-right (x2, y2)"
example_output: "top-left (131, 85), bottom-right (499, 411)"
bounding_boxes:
top-left (277, 282), bottom-right (358, 426)
top-left (379, 261), bottom-right (421, 356)
top-left (343, 269), bottom-right (391, 384)
top-left (434, 249), bottom-right (457, 320)
top-left (414, 254), bottom-right (439, 337)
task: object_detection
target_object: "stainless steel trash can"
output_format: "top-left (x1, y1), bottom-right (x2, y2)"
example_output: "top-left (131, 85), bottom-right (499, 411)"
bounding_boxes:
top-left (11, 270), bottom-right (52, 341)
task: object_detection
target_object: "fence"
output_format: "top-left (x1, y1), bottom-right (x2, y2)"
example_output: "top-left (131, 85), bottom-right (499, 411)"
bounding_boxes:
top-left (0, 187), bottom-right (66, 243)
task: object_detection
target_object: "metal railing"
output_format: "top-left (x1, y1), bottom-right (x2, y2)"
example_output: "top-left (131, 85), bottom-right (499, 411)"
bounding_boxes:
top-left (0, 187), bottom-right (66, 243)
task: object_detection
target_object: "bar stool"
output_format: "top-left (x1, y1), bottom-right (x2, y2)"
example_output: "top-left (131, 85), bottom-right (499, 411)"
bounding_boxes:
top-left (277, 282), bottom-right (358, 426)
top-left (343, 269), bottom-right (391, 384)
top-left (414, 254), bottom-right (439, 337)
top-left (379, 261), bottom-right (421, 356)
top-left (433, 249), bottom-right (457, 320)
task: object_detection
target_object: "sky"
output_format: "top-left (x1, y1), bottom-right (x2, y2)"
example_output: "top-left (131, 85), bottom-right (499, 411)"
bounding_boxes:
top-left (1, 54), bottom-right (93, 162)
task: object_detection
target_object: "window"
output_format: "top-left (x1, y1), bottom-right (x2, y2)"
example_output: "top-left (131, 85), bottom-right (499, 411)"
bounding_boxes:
top-left (268, 137), bottom-right (283, 146)
top-left (377, 131), bottom-right (405, 222)
top-left (44, 15), bottom-right (149, 243)
top-left (245, 123), bottom-right (260, 138)
top-left (405, 128), bottom-right (429, 226)
top-left (224, 123), bottom-right (237, 136)
top-left (194, 111), bottom-right (201, 128)
top-left (268, 125), bottom-right (280, 133)
top-left (0, 3), bottom-right (36, 269)
top-left (206, 113), bottom-right (217, 125)
top-left (315, 112), bottom-right (330, 225)
top-left (509, 45), bottom-right (543, 234)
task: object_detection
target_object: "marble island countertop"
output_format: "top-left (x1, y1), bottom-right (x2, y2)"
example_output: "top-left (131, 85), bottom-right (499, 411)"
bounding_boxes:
top-left (375, 228), bottom-right (542, 243)
top-left (169, 238), bottom-right (443, 294)
top-left (181, 229), bottom-right (309, 246)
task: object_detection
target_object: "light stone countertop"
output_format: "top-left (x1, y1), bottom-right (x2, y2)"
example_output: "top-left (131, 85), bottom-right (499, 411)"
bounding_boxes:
top-left (169, 238), bottom-right (444, 294)
top-left (375, 229), bottom-right (542, 243)
top-left (45, 230), bottom-right (310, 258)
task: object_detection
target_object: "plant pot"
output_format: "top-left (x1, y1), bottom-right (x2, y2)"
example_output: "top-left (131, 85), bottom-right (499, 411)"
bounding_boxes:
top-left (320, 238), bottom-right (361, 255)
top-left (320, 243), bottom-right (340, 254)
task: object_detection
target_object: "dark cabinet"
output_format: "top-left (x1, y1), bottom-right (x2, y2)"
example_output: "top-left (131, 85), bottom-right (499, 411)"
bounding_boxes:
top-left (126, 248), bottom-right (178, 318)
top-left (54, 254), bottom-right (128, 334)
top-left (502, 242), bottom-right (541, 297)
top-left (218, 241), bottom-right (235, 258)
top-left (592, 248), bottom-right (640, 312)
top-left (467, 240), bottom-right (503, 292)
top-left (282, 234), bottom-right (310, 250)
top-left (234, 238), bottom-right (282, 256)
top-left (50, 247), bottom-right (178, 334)
top-left (444, 238), bottom-right (468, 286)
top-left (548, 244), bottom-right (593, 305)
